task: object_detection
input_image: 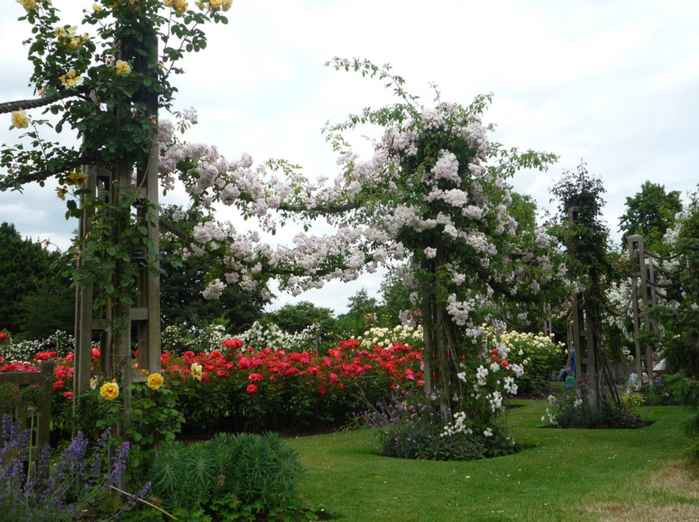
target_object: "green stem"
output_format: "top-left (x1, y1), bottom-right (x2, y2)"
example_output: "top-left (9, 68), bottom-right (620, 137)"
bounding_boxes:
top-left (25, 407), bottom-right (34, 497)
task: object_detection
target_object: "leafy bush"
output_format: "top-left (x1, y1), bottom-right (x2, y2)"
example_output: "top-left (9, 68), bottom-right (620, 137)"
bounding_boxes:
top-left (663, 374), bottom-right (699, 464)
top-left (640, 378), bottom-right (678, 406)
top-left (231, 320), bottom-right (319, 353)
top-left (149, 432), bottom-right (309, 520)
top-left (162, 323), bottom-right (227, 356)
top-left (362, 390), bottom-right (519, 461)
top-left (542, 379), bottom-right (645, 429)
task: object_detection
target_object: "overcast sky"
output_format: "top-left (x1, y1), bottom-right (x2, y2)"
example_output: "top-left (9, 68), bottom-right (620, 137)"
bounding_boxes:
top-left (1, 0), bottom-right (698, 315)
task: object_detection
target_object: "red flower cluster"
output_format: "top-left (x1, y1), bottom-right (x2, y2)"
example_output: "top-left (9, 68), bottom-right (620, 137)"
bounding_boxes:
top-left (0, 332), bottom-right (7, 343)
top-left (489, 348), bottom-right (511, 371)
top-left (222, 339), bottom-right (243, 350)
top-left (160, 338), bottom-right (424, 393)
top-left (0, 361), bottom-right (38, 373)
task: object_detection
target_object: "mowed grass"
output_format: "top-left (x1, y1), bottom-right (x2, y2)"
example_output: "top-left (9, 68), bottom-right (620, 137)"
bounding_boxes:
top-left (287, 400), bottom-right (694, 522)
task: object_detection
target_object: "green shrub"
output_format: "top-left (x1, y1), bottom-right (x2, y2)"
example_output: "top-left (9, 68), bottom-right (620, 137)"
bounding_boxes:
top-left (149, 432), bottom-right (307, 519)
top-left (542, 385), bottom-right (645, 429)
top-left (362, 391), bottom-right (519, 461)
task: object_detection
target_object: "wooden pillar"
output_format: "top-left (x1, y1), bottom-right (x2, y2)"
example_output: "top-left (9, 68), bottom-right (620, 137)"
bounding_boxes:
top-left (628, 234), bottom-right (655, 387)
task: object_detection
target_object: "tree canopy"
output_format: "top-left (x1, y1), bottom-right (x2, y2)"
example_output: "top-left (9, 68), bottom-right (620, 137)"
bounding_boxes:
top-left (0, 222), bottom-right (73, 337)
top-left (618, 181), bottom-right (683, 251)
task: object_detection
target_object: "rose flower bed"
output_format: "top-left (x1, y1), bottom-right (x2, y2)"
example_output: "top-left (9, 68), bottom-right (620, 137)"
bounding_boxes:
top-left (164, 338), bottom-right (424, 434)
top-left (2, 338), bottom-right (424, 436)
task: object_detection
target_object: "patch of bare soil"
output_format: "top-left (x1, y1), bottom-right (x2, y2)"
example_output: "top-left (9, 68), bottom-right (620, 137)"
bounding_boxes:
top-left (587, 460), bottom-right (699, 522)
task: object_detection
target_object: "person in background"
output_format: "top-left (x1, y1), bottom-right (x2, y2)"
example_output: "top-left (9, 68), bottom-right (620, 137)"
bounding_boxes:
top-left (557, 348), bottom-right (575, 382)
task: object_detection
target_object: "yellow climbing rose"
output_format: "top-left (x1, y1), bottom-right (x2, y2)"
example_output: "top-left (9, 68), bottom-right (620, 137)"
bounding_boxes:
top-left (100, 382), bottom-right (119, 400)
top-left (147, 373), bottom-right (164, 390)
top-left (11, 110), bottom-right (29, 129)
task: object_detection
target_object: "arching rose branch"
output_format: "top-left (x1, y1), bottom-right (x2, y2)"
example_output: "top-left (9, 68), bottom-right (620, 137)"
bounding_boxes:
top-left (157, 59), bottom-right (573, 422)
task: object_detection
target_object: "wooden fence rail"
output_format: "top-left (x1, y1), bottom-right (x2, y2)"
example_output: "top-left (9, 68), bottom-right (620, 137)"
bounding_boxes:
top-left (0, 360), bottom-right (54, 449)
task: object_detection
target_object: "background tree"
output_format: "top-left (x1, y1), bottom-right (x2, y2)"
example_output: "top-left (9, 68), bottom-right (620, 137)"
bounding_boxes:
top-left (0, 222), bottom-right (72, 337)
top-left (18, 249), bottom-right (75, 339)
top-left (335, 288), bottom-right (380, 337)
top-left (263, 301), bottom-right (337, 346)
top-left (618, 181), bottom-right (683, 251)
top-left (378, 269), bottom-right (414, 327)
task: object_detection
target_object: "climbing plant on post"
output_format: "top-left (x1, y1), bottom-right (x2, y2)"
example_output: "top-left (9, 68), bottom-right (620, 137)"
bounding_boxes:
top-left (1, 0), bottom-right (232, 396)
top-left (551, 163), bottom-right (620, 402)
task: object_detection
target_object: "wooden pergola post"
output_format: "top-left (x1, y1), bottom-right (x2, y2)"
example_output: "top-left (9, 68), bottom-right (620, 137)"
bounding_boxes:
top-left (628, 234), bottom-right (655, 387)
top-left (73, 36), bottom-right (161, 396)
top-left (567, 205), bottom-right (599, 400)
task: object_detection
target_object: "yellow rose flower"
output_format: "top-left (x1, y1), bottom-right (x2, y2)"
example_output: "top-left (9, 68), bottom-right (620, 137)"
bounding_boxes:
top-left (11, 110), bottom-right (29, 129)
top-left (174, 0), bottom-right (188, 14)
top-left (17, 0), bottom-right (38, 12)
top-left (56, 186), bottom-right (68, 200)
top-left (93, 3), bottom-right (102, 11)
top-left (147, 373), bottom-right (164, 390)
top-left (210, 0), bottom-right (222, 8)
top-left (66, 170), bottom-right (87, 187)
top-left (100, 382), bottom-right (119, 400)
top-left (90, 376), bottom-right (98, 390)
top-left (190, 362), bottom-right (202, 381)
top-left (115, 60), bottom-right (131, 75)
top-left (222, 0), bottom-right (232, 11)
top-left (60, 69), bottom-right (83, 88)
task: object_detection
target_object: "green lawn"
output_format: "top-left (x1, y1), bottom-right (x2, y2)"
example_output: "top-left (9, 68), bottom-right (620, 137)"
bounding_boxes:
top-left (287, 400), bottom-right (693, 522)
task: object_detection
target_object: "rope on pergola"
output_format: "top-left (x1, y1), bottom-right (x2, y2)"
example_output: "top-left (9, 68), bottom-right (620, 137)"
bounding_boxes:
top-left (0, 158), bottom-right (92, 191)
top-left (0, 89), bottom-right (80, 114)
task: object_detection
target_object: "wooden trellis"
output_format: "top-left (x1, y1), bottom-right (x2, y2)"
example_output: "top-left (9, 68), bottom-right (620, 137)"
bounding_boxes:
top-left (0, 42), bottom-right (163, 397)
top-left (567, 206), bottom-right (600, 399)
top-left (627, 234), bottom-right (657, 387)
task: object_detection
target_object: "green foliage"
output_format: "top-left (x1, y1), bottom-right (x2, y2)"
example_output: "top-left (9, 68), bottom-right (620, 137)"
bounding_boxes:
top-left (0, 222), bottom-right (58, 335)
top-left (646, 187), bottom-right (699, 379)
top-left (162, 322), bottom-right (227, 356)
top-left (74, 375), bottom-right (184, 483)
top-left (362, 391), bottom-right (518, 461)
top-left (264, 301), bottom-right (336, 347)
top-left (378, 269), bottom-right (415, 328)
top-left (618, 181), bottom-right (683, 250)
top-left (542, 385), bottom-right (645, 429)
top-left (335, 288), bottom-right (379, 338)
top-left (149, 432), bottom-right (307, 519)
top-left (550, 162), bottom-right (614, 290)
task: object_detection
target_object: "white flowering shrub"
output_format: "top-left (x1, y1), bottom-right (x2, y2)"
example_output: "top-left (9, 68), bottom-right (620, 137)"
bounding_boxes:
top-left (230, 321), bottom-right (317, 352)
top-left (483, 327), bottom-right (566, 395)
top-left (356, 325), bottom-right (423, 350)
top-left (162, 323), bottom-right (227, 355)
top-left (1, 330), bottom-right (75, 362)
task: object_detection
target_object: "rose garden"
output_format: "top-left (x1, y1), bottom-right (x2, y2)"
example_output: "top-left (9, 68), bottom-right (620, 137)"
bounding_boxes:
top-left (1, 1), bottom-right (698, 521)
